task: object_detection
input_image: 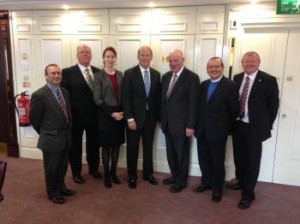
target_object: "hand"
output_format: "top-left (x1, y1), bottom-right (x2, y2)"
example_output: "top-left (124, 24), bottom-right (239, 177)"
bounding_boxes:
top-left (111, 112), bottom-right (123, 121)
top-left (128, 120), bottom-right (137, 130)
top-left (186, 128), bottom-right (194, 137)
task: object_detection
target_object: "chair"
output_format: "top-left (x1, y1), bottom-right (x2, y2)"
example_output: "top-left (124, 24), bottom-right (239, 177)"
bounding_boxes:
top-left (0, 160), bottom-right (7, 202)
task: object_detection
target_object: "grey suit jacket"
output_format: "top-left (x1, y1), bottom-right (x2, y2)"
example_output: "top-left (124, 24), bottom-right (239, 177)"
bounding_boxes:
top-left (29, 85), bottom-right (72, 152)
top-left (161, 67), bottom-right (200, 136)
top-left (93, 69), bottom-right (123, 115)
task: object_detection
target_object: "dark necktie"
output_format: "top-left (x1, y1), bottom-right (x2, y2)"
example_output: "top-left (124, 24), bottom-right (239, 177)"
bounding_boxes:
top-left (56, 89), bottom-right (69, 123)
top-left (239, 76), bottom-right (250, 119)
top-left (166, 73), bottom-right (178, 99)
top-left (144, 70), bottom-right (150, 96)
top-left (85, 68), bottom-right (94, 91)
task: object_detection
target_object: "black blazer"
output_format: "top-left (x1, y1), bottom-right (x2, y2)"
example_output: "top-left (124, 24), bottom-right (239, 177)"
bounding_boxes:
top-left (233, 70), bottom-right (279, 141)
top-left (161, 67), bottom-right (200, 136)
top-left (29, 85), bottom-right (72, 152)
top-left (61, 64), bottom-right (100, 126)
top-left (195, 76), bottom-right (240, 142)
top-left (121, 65), bottom-right (161, 129)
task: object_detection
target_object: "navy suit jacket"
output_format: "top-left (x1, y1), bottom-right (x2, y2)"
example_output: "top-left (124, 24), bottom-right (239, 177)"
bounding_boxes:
top-left (195, 76), bottom-right (240, 142)
top-left (61, 64), bottom-right (100, 126)
top-left (233, 70), bottom-right (279, 141)
top-left (121, 65), bottom-right (161, 129)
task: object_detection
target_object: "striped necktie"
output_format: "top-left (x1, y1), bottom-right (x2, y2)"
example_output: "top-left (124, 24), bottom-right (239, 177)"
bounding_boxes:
top-left (85, 68), bottom-right (94, 91)
top-left (56, 88), bottom-right (69, 123)
top-left (166, 73), bottom-right (178, 99)
top-left (239, 76), bottom-right (250, 119)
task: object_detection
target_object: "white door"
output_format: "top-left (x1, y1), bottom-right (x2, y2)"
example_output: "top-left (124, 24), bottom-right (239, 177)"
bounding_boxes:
top-left (231, 30), bottom-right (287, 182)
top-left (273, 30), bottom-right (300, 186)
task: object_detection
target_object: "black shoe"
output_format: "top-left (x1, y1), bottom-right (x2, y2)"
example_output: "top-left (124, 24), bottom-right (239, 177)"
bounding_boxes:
top-left (212, 192), bottom-right (222, 203)
top-left (0, 193), bottom-right (3, 202)
top-left (90, 171), bottom-right (102, 179)
top-left (226, 182), bottom-right (241, 190)
top-left (60, 188), bottom-right (76, 196)
top-left (162, 177), bottom-right (175, 185)
top-left (73, 175), bottom-right (85, 184)
top-left (48, 195), bottom-right (65, 204)
top-left (110, 173), bottom-right (121, 184)
top-left (128, 178), bottom-right (137, 189)
top-left (238, 196), bottom-right (254, 209)
top-left (170, 184), bottom-right (186, 193)
top-left (143, 175), bottom-right (158, 185)
top-left (193, 184), bottom-right (212, 193)
top-left (104, 174), bottom-right (112, 188)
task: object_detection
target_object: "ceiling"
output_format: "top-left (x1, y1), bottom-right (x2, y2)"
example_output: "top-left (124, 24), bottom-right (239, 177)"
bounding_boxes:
top-left (0, 0), bottom-right (274, 10)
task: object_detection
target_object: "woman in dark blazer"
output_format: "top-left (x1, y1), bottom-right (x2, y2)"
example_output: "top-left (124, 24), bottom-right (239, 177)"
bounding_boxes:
top-left (93, 47), bottom-right (125, 188)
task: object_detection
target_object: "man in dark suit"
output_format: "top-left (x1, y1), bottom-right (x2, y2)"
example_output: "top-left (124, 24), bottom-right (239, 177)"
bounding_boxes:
top-left (61, 44), bottom-right (101, 184)
top-left (161, 49), bottom-right (200, 193)
top-left (122, 46), bottom-right (161, 189)
top-left (227, 51), bottom-right (279, 209)
top-left (193, 57), bottom-right (240, 202)
top-left (29, 64), bottom-right (75, 204)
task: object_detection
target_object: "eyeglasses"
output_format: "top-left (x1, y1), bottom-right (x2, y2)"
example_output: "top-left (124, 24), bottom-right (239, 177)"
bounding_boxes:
top-left (207, 65), bottom-right (222, 69)
top-left (77, 51), bottom-right (91, 55)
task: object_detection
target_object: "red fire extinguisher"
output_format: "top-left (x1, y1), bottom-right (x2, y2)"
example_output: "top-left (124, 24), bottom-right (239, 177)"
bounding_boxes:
top-left (14, 91), bottom-right (31, 127)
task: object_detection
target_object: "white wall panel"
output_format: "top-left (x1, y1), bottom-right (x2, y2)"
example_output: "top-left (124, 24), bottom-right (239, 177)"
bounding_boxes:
top-left (109, 8), bottom-right (151, 35)
top-left (151, 7), bottom-right (196, 34)
top-left (11, 11), bottom-right (33, 34)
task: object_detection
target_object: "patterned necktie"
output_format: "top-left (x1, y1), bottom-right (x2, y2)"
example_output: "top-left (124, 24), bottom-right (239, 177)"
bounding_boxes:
top-left (239, 76), bottom-right (250, 119)
top-left (144, 70), bottom-right (150, 96)
top-left (166, 73), bottom-right (178, 99)
top-left (85, 68), bottom-right (94, 91)
top-left (56, 88), bottom-right (69, 123)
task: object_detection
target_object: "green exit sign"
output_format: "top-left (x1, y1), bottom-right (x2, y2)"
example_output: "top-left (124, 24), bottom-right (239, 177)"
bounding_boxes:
top-left (277, 0), bottom-right (300, 14)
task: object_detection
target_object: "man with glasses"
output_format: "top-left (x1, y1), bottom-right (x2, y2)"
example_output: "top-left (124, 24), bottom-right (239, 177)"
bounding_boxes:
top-left (61, 44), bottom-right (101, 184)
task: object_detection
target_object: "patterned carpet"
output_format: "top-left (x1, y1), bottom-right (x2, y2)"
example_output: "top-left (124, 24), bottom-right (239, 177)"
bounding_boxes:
top-left (0, 156), bottom-right (299, 224)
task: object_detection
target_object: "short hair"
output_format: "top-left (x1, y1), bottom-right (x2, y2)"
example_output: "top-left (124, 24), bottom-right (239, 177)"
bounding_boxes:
top-left (76, 44), bottom-right (91, 54)
top-left (44, 64), bottom-right (59, 76)
top-left (207, 57), bottom-right (224, 68)
top-left (137, 46), bottom-right (153, 57)
top-left (242, 51), bottom-right (261, 63)
top-left (102, 46), bottom-right (117, 58)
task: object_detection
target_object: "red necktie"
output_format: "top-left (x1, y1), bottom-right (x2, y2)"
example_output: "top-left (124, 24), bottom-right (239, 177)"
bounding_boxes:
top-left (239, 76), bottom-right (250, 119)
top-left (57, 89), bottom-right (69, 123)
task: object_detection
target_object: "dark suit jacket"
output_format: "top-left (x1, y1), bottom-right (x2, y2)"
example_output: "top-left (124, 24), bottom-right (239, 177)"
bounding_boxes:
top-left (61, 64), bottom-right (100, 126)
top-left (233, 70), bottom-right (279, 141)
top-left (93, 69), bottom-right (124, 131)
top-left (29, 85), bottom-right (72, 152)
top-left (121, 65), bottom-right (161, 129)
top-left (161, 67), bottom-right (200, 136)
top-left (195, 76), bottom-right (240, 142)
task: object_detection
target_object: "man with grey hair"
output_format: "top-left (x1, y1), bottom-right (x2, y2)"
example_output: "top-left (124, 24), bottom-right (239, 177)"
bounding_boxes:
top-left (161, 49), bottom-right (200, 193)
top-left (61, 44), bottom-right (101, 184)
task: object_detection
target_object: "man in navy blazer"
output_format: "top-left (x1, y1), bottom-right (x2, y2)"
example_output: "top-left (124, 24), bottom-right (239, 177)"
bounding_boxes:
top-left (122, 46), bottom-right (161, 189)
top-left (161, 49), bottom-right (200, 193)
top-left (61, 44), bottom-right (101, 184)
top-left (29, 64), bottom-right (75, 204)
top-left (193, 57), bottom-right (240, 202)
top-left (227, 51), bottom-right (279, 209)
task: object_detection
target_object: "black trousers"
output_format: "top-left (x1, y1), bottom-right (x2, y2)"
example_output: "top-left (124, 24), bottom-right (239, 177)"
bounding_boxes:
top-left (165, 130), bottom-right (190, 186)
top-left (197, 136), bottom-right (226, 193)
top-left (70, 123), bottom-right (99, 176)
top-left (43, 148), bottom-right (69, 197)
top-left (126, 112), bottom-right (155, 179)
top-left (232, 121), bottom-right (262, 199)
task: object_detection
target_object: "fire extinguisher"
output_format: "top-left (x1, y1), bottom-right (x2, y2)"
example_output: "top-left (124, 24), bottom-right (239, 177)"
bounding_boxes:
top-left (14, 91), bottom-right (31, 127)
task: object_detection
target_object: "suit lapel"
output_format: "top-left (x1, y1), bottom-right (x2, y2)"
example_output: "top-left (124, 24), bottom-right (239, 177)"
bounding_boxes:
top-left (134, 66), bottom-right (147, 97)
top-left (208, 77), bottom-right (225, 102)
top-left (167, 68), bottom-right (187, 99)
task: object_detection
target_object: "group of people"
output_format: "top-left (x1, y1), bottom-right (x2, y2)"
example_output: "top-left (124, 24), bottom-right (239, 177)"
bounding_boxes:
top-left (29, 44), bottom-right (279, 210)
